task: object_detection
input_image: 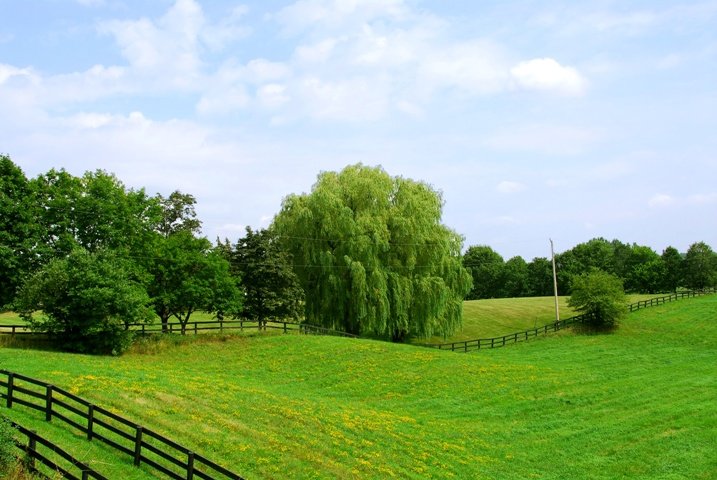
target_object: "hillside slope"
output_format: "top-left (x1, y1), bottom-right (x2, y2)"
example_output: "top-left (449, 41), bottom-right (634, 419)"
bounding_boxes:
top-left (1, 296), bottom-right (715, 479)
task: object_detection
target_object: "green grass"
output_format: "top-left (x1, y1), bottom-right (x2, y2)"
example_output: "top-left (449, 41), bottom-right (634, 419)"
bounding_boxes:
top-left (420, 294), bottom-right (656, 344)
top-left (0, 295), bottom-right (715, 479)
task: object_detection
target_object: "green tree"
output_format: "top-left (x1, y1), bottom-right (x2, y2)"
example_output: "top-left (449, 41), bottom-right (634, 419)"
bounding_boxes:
top-left (29, 168), bottom-right (158, 261)
top-left (272, 164), bottom-right (472, 341)
top-left (154, 190), bottom-right (202, 237)
top-left (15, 248), bottom-right (153, 354)
top-left (145, 232), bottom-right (242, 334)
top-left (526, 257), bottom-right (553, 297)
top-left (661, 246), bottom-right (684, 292)
top-left (501, 256), bottom-right (529, 298)
top-left (683, 241), bottom-right (717, 289)
top-left (231, 227), bottom-right (303, 325)
top-left (463, 245), bottom-right (504, 299)
top-left (622, 245), bottom-right (663, 293)
top-left (567, 269), bottom-right (627, 329)
top-left (0, 155), bottom-right (41, 308)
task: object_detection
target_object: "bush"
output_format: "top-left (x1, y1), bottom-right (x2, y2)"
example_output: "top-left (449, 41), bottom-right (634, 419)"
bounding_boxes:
top-left (568, 270), bottom-right (627, 329)
top-left (15, 249), bottom-right (153, 355)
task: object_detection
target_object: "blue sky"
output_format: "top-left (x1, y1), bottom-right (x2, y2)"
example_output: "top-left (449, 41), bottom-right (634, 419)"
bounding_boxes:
top-left (1, 0), bottom-right (715, 260)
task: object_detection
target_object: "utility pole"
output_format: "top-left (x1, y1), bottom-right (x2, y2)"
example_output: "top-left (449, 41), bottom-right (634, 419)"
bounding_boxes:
top-left (550, 239), bottom-right (560, 322)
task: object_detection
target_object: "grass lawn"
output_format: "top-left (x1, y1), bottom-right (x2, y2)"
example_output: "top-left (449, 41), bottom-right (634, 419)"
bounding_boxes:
top-left (0, 295), bottom-right (715, 479)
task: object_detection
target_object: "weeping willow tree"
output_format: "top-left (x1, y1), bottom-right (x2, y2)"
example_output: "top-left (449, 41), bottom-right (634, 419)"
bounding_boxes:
top-left (272, 164), bottom-right (472, 342)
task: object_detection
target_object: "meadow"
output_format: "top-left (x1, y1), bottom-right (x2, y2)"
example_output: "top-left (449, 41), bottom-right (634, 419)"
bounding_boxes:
top-left (1, 295), bottom-right (715, 479)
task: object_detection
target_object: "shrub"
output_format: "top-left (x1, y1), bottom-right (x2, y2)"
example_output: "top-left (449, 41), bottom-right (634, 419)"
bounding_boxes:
top-left (568, 269), bottom-right (627, 329)
top-left (0, 417), bottom-right (17, 474)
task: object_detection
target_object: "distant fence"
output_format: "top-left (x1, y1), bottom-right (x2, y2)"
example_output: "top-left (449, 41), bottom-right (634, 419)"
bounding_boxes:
top-left (424, 288), bottom-right (716, 353)
top-left (422, 312), bottom-right (594, 352)
top-left (0, 318), bottom-right (357, 339)
top-left (627, 288), bottom-right (715, 312)
top-left (5, 418), bottom-right (109, 480)
top-left (0, 370), bottom-right (244, 480)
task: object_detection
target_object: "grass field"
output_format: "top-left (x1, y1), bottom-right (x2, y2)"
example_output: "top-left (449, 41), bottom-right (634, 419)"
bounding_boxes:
top-left (1, 295), bottom-right (715, 479)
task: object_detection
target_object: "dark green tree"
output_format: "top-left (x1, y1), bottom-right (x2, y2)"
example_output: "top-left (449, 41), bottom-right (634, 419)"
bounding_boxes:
top-left (526, 257), bottom-right (553, 297)
top-left (622, 245), bottom-right (663, 293)
top-left (683, 241), bottom-right (717, 289)
top-left (0, 155), bottom-right (41, 308)
top-left (273, 164), bottom-right (472, 341)
top-left (501, 256), bottom-right (529, 298)
top-left (568, 269), bottom-right (627, 329)
top-left (15, 248), bottom-right (154, 354)
top-left (661, 246), bottom-right (684, 292)
top-left (463, 245), bottom-right (504, 299)
top-left (145, 232), bottom-right (242, 334)
top-left (231, 227), bottom-right (303, 325)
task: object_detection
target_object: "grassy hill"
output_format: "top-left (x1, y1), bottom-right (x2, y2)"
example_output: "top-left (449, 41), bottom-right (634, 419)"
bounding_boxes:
top-left (1, 295), bottom-right (715, 479)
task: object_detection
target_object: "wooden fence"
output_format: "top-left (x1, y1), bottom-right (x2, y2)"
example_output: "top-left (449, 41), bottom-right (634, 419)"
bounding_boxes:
top-left (0, 318), bottom-right (358, 339)
top-left (424, 288), bottom-right (716, 352)
top-left (0, 370), bottom-right (244, 480)
top-left (5, 418), bottom-right (109, 480)
top-left (627, 288), bottom-right (715, 312)
top-left (422, 313), bottom-right (594, 352)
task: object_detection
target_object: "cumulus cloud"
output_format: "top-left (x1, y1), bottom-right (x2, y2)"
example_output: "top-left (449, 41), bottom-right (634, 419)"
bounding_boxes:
top-left (511, 58), bottom-right (587, 95)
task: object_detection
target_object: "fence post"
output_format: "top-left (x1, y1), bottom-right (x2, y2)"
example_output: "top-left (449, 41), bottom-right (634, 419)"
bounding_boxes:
top-left (45, 385), bottom-right (53, 422)
top-left (80, 462), bottom-right (90, 480)
top-left (284, 322), bottom-right (288, 334)
top-left (87, 404), bottom-right (95, 440)
top-left (7, 373), bottom-right (14, 408)
top-left (134, 426), bottom-right (143, 466)
top-left (187, 451), bottom-right (195, 480)
top-left (27, 431), bottom-right (37, 470)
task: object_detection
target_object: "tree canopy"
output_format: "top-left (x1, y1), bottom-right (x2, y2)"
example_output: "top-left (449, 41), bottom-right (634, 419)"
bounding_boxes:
top-left (567, 269), bottom-right (627, 329)
top-left (273, 164), bottom-right (472, 341)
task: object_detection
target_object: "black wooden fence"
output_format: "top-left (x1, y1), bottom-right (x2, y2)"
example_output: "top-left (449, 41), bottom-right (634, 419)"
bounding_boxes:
top-left (5, 418), bottom-right (109, 480)
top-left (0, 318), bottom-right (358, 339)
top-left (422, 312), bottom-right (594, 352)
top-left (627, 288), bottom-right (715, 312)
top-left (424, 288), bottom-right (716, 352)
top-left (0, 370), bottom-right (244, 480)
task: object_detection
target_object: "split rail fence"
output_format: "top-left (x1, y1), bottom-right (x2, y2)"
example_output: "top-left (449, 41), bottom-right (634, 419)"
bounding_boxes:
top-left (0, 318), bottom-right (357, 339)
top-left (5, 418), bottom-right (108, 480)
top-left (0, 370), bottom-right (244, 480)
top-left (424, 288), bottom-right (716, 353)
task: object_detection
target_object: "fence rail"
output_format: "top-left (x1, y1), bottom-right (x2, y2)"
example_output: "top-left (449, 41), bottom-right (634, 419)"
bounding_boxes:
top-left (5, 418), bottom-right (109, 480)
top-left (424, 288), bottom-right (716, 352)
top-left (0, 370), bottom-right (244, 480)
top-left (0, 318), bottom-right (358, 339)
top-left (627, 288), bottom-right (715, 312)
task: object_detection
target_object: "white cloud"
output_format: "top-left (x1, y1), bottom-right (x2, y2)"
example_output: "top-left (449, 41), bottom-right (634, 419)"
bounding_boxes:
top-left (648, 194), bottom-right (675, 208)
top-left (511, 58), bottom-right (587, 95)
top-left (496, 181), bottom-right (525, 194)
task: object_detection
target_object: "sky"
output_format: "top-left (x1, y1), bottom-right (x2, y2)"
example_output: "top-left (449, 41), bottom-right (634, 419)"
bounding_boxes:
top-left (1, 0), bottom-right (716, 260)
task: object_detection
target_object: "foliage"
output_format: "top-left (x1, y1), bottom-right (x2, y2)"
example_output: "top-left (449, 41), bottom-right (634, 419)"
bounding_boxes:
top-left (568, 269), bottom-right (627, 328)
top-left (0, 156), bottom-right (41, 308)
top-left (144, 232), bottom-right (242, 333)
top-left (154, 190), bottom-right (202, 237)
top-left (229, 227), bottom-right (303, 324)
top-left (683, 241), bottom-right (717, 289)
top-left (15, 248), bottom-right (153, 354)
top-left (0, 417), bottom-right (16, 474)
top-left (660, 246), bottom-right (684, 292)
top-left (273, 164), bottom-right (472, 341)
top-left (462, 245), bottom-right (504, 299)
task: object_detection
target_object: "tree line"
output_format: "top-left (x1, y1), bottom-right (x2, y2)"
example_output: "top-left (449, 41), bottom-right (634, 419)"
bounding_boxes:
top-left (2, 155), bottom-right (716, 352)
top-left (463, 238), bottom-right (717, 300)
